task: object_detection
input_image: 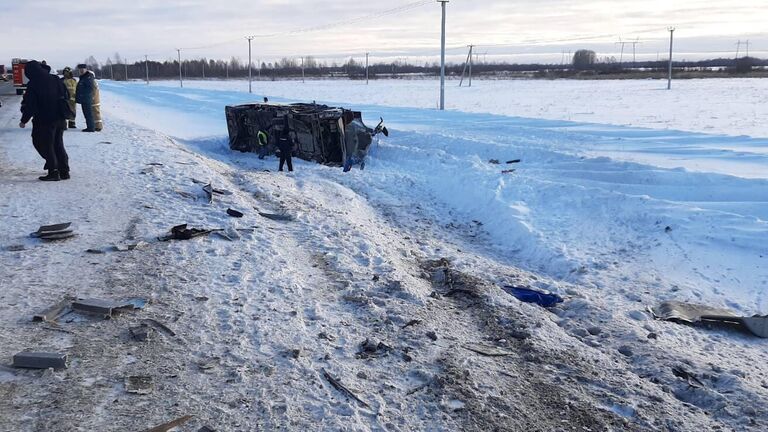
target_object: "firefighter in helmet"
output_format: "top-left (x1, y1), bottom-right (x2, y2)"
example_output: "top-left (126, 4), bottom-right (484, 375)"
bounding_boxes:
top-left (61, 67), bottom-right (77, 129)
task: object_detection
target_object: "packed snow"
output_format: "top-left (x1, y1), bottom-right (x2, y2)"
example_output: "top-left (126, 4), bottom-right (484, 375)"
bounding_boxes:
top-left (1, 77), bottom-right (767, 431)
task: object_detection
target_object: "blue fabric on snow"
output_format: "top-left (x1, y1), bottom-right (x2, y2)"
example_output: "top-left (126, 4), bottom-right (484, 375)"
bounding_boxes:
top-left (503, 286), bottom-right (563, 307)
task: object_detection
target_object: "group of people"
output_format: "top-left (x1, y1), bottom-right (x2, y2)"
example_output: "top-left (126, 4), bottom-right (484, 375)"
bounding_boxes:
top-left (19, 61), bottom-right (102, 181)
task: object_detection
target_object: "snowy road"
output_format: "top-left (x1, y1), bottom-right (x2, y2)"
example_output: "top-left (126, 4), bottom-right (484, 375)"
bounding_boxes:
top-left (1, 78), bottom-right (767, 431)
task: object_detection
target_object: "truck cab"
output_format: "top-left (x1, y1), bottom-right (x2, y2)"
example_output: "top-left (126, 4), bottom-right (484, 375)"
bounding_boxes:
top-left (12, 58), bottom-right (29, 95)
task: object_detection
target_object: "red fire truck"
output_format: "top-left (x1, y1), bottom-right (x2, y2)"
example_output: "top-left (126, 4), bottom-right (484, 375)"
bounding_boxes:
top-left (12, 58), bottom-right (29, 95)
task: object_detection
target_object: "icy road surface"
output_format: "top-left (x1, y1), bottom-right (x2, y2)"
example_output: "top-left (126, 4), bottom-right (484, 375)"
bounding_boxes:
top-left (0, 78), bottom-right (766, 431)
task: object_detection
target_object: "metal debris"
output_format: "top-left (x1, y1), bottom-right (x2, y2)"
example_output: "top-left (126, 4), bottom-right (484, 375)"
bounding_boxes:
top-left (12, 352), bottom-right (68, 369)
top-left (322, 368), bottom-right (370, 409)
top-left (651, 301), bottom-right (768, 338)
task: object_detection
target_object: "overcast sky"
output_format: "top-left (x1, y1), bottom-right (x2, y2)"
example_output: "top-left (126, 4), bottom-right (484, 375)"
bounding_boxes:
top-left (1, 0), bottom-right (766, 68)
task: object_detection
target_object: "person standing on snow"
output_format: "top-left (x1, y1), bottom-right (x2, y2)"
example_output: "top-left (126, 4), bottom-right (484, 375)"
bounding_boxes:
top-left (257, 130), bottom-right (269, 160)
top-left (75, 64), bottom-right (102, 132)
top-left (61, 67), bottom-right (78, 129)
top-left (277, 120), bottom-right (294, 172)
top-left (19, 60), bottom-right (71, 181)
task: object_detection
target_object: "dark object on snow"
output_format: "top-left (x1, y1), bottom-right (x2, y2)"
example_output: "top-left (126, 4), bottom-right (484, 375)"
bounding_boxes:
top-left (142, 318), bottom-right (177, 337)
top-left (463, 343), bottom-right (513, 357)
top-left (506, 159), bottom-right (521, 164)
top-left (159, 224), bottom-right (212, 241)
top-left (142, 415), bottom-right (193, 432)
top-left (226, 208), bottom-right (244, 218)
top-left (198, 427), bottom-right (216, 432)
top-left (31, 222), bottom-right (75, 240)
top-left (503, 286), bottom-right (563, 307)
top-left (12, 352), bottom-right (68, 369)
top-left (72, 298), bottom-right (116, 317)
top-left (34, 222), bottom-right (71, 233)
top-left (125, 375), bottom-right (153, 394)
top-left (32, 297), bottom-right (73, 322)
top-left (225, 102), bottom-right (387, 171)
top-left (401, 319), bottom-right (422, 329)
top-left (501, 169), bottom-right (516, 174)
top-left (322, 368), bottom-right (370, 408)
top-left (489, 159), bottom-right (500, 164)
top-left (258, 212), bottom-right (293, 222)
top-left (130, 324), bottom-right (153, 342)
top-left (356, 338), bottom-right (392, 359)
top-left (650, 301), bottom-right (768, 338)
top-left (672, 366), bottom-right (705, 388)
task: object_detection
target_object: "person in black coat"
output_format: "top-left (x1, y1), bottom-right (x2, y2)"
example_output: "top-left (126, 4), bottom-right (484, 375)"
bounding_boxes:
top-left (277, 120), bottom-right (294, 172)
top-left (19, 60), bottom-right (70, 181)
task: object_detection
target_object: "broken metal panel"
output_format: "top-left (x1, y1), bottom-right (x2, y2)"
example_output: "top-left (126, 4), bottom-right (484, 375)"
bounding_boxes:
top-left (650, 301), bottom-right (739, 323)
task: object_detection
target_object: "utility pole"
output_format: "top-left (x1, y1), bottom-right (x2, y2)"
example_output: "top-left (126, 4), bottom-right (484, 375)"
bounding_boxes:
top-left (144, 55), bottom-right (149, 85)
top-left (667, 27), bottom-right (675, 90)
top-left (746, 40), bottom-right (750, 57)
top-left (365, 52), bottom-right (369, 85)
top-left (176, 49), bottom-right (183, 88)
top-left (616, 37), bottom-right (628, 66)
top-left (246, 36), bottom-right (254, 93)
top-left (438, 0), bottom-right (449, 110)
top-left (468, 44), bottom-right (473, 87)
top-left (459, 45), bottom-right (471, 87)
top-left (631, 38), bottom-right (641, 63)
top-left (736, 40), bottom-right (742, 59)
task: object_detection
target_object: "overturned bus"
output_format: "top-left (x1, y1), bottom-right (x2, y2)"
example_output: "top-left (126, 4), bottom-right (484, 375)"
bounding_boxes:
top-left (225, 102), bottom-right (388, 171)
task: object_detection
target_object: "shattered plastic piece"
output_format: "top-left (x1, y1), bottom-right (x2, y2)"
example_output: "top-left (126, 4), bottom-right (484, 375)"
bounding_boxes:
top-left (33, 222), bottom-right (71, 234)
top-left (159, 224), bottom-right (212, 241)
top-left (650, 301), bottom-right (768, 338)
top-left (142, 318), bottom-right (177, 336)
top-left (503, 286), bottom-right (563, 307)
top-left (672, 366), bottom-right (705, 388)
top-left (143, 415), bottom-right (193, 432)
top-left (463, 343), bottom-right (513, 357)
top-left (12, 352), bottom-right (68, 369)
top-left (31, 222), bottom-right (75, 240)
top-left (125, 375), bottom-right (153, 394)
top-left (32, 297), bottom-right (73, 322)
top-left (226, 208), bottom-right (244, 218)
top-left (202, 184), bottom-right (213, 203)
top-left (356, 338), bottom-right (393, 359)
top-left (258, 212), bottom-right (293, 222)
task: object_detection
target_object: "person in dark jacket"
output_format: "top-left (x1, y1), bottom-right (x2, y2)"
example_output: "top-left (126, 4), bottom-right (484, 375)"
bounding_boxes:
top-left (19, 60), bottom-right (70, 181)
top-left (277, 120), bottom-right (294, 172)
top-left (75, 64), bottom-right (96, 132)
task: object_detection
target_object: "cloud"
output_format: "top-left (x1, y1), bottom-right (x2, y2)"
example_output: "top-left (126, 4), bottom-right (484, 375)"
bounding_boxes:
top-left (0, 0), bottom-right (765, 68)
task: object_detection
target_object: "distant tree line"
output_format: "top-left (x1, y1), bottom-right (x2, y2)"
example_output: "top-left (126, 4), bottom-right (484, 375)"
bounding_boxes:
top-left (81, 51), bottom-right (768, 81)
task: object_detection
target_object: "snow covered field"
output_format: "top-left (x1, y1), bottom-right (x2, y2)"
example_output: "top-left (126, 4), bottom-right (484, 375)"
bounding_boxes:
top-left (1, 78), bottom-right (767, 431)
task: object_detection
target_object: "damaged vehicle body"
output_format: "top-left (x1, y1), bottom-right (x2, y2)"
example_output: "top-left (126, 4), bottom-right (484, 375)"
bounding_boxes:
top-left (225, 102), bottom-right (388, 171)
